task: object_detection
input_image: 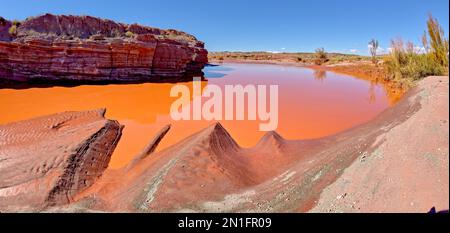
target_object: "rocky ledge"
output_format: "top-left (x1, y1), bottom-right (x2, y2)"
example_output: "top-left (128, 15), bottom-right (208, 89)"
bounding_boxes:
top-left (0, 14), bottom-right (208, 83)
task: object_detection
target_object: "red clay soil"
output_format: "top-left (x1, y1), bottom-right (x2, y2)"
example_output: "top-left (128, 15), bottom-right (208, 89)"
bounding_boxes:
top-left (0, 76), bottom-right (447, 213)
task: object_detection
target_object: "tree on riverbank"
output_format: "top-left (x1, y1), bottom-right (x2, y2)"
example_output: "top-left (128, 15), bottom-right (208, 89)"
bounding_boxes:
top-left (368, 39), bottom-right (379, 65)
top-left (427, 14), bottom-right (449, 69)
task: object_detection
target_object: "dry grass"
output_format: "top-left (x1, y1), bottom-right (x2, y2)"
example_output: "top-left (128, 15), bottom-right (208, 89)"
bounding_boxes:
top-left (383, 15), bottom-right (448, 85)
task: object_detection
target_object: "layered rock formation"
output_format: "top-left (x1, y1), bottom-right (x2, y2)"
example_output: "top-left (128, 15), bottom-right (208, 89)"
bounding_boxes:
top-left (0, 14), bottom-right (208, 83)
top-left (0, 109), bottom-right (123, 212)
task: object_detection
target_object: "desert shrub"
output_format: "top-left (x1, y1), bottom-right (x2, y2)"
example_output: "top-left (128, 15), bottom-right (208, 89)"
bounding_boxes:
top-left (335, 56), bottom-right (344, 63)
top-left (8, 25), bottom-right (17, 36)
top-left (125, 31), bottom-right (135, 38)
top-left (297, 56), bottom-right (303, 62)
top-left (314, 47), bottom-right (328, 65)
top-left (384, 38), bottom-right (445, 82)
top-left (384, 15), bottom-right (449, 83)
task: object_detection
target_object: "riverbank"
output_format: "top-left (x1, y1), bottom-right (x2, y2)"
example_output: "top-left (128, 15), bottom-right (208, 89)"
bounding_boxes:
top-left (209, 56), bottom-right (406, 103)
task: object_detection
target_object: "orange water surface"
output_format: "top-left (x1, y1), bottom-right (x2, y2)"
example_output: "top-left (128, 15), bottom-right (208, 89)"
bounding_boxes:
top-left (0, 63), bottom-right (397, 168)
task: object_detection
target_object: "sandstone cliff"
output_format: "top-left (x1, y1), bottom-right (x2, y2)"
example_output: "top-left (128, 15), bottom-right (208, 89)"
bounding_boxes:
top-left (0, 14), bottom-right (208, 83)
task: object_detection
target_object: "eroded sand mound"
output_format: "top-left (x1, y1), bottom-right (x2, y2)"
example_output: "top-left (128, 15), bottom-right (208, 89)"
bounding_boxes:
top-left (0, 109), bottom-right (123, 212)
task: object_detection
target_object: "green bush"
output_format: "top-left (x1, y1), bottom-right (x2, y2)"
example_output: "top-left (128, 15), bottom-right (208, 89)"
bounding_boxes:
top-left (384, 15), bottom-right (449, 83)
top-left (125, 31), bottom-right (135, 38)
top-left (335, 56), bottom-right (344, 62)
top-left (8, 25), bottom-right (17, 36)
top-left (384, 47), bottom-right (444, 82)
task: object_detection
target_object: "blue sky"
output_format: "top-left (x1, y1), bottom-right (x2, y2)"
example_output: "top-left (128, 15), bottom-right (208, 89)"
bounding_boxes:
top-left (0, 0), bottom-right (448, 55)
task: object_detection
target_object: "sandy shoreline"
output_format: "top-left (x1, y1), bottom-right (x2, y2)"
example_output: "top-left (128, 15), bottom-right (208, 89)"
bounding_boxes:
top-left (209, 58), bottom-right (385, 82)
top-left (209, 58), bottom-right (407, 103)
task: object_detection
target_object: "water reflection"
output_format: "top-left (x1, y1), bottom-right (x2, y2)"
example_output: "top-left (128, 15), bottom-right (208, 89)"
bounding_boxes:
top-left (367, 83), bottom-right (377, 104)
top-left (0, 63), bottom-right (398, 168)
top-left (203, 65), bottom-right (233, 79)
top-left (313, 70), bottom-right (327, 82)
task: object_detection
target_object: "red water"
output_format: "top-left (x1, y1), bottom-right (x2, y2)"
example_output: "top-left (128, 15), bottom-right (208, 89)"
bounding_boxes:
top-left (0, 63), bottom-right (395, 168)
